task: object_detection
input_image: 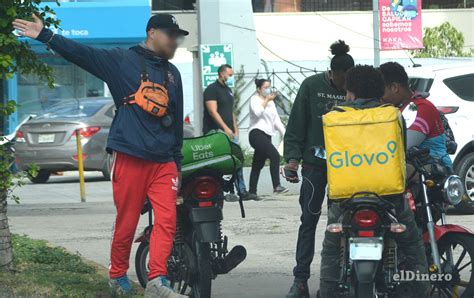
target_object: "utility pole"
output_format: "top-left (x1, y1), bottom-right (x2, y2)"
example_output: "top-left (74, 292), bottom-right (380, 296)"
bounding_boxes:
top-left (372, 0), bottom-right (381, 67)
top-left (193, 0), bottom-right (221, 136)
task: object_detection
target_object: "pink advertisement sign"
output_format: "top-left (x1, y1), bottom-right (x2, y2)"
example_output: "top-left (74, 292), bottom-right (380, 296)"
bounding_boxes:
top-left (379, 0), bottom-right (423, 50)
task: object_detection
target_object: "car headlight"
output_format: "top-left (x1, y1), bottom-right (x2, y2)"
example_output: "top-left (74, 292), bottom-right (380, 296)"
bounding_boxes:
top-left (443, 175), bottom-right (464, 206)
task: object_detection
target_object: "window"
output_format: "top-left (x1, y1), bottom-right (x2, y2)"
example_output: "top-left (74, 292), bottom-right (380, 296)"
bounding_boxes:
top-left (152, 0), bottom-right (195, 11)
top-left (252, 0), bottom-right (472, 12)
top-left (409, 78), bottom-right (434, 93)
top-left (35, 100), bottom-right (109, 119)
top-left (423, 0), bottom-right (473, 9)
top-left (252, 0), bottom-right (371, 12)
top-left (17, 56), bottom-right (105, 121)
top-left (105, 106), bottom-right (116, 118)
top-left (443, 74), bottom-right (474, 101)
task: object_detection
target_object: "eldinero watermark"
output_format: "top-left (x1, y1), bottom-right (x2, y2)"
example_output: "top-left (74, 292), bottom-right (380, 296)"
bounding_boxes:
top-left (393, 270), bottom-right (453, 282)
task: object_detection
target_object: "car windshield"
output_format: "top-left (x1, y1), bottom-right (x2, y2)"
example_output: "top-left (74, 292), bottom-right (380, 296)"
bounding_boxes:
top-left (35, 100), bottom-right (107, 119)
top-left (408, 77), bottom-right (434, 93)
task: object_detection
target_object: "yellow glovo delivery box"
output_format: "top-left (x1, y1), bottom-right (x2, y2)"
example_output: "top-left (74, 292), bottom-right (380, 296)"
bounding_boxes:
top-left (322, 105), bottom-right (406, 200)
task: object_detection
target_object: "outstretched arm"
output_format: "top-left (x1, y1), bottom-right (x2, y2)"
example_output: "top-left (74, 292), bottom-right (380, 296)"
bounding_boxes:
top-left (13, 15), bottom-right (123, 83)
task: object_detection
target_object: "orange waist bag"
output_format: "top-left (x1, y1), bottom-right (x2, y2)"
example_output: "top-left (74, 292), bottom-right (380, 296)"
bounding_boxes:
top-left (124, 56), bottom-right (169, 117)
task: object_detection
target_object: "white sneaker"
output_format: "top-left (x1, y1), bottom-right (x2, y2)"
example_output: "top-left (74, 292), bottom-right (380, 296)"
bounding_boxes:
top-left (144, 276), bottom-right (187, 298)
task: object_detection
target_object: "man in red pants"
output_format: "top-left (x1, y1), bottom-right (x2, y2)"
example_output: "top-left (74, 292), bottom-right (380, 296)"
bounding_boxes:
top-left (13, 13), bottom-right (188, 297)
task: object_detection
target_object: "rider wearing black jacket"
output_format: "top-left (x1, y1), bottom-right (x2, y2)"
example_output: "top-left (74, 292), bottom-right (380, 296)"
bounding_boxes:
top-left (319, 65), bottom-right (430, 298)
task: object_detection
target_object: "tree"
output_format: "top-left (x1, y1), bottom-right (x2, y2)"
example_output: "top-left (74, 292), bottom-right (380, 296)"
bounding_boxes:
top-left (411, 22), bottom-right (473, 58)
top-left (232, 65), bottom-right (246, 120)
top-left (0, 0), bottom-right (60, 272)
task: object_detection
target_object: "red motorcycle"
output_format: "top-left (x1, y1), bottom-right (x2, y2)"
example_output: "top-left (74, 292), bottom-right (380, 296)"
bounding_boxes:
top-left (405, 147), bottom-right (474, 297)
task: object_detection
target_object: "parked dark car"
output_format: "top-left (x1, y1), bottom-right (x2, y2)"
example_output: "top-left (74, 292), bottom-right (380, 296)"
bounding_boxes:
top-left (15, 98), bottom-right (195, 183)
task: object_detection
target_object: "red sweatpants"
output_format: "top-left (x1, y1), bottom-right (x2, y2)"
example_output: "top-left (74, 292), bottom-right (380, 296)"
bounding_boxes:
top-left (109, 152), bottom-right (178, 280)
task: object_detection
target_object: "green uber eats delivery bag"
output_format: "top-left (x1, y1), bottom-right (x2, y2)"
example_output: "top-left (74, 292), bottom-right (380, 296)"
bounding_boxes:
top-left (181, 130), bottom-right (244, 179)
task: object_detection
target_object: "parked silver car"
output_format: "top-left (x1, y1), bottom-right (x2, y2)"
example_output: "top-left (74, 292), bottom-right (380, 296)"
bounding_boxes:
top-left (15, 97), bottom-right (195, 183)
top-left (15, 98), bottom-right (115, 183)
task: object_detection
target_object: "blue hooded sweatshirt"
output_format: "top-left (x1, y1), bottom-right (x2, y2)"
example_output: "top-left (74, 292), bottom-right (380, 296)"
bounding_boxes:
top-left (36, 28), bottom-right (183, 170)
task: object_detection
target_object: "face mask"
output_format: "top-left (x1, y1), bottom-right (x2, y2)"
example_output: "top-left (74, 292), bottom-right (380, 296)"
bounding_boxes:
top-left (225, 76), bottom-right (234, 86)
top-left (262, 88), bottom-right (272, 97)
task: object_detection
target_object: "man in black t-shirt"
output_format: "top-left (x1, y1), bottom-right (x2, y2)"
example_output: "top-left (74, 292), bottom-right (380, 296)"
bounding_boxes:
top-left (203, 64), bottom-right (258, 201)
top-left (203, 65), bottom-right (236, 135)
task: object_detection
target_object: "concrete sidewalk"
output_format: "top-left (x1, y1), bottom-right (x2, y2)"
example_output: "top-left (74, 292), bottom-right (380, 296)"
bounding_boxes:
top-left (9, 170), bottom-right (474, 297)
top-left (9, 169), bottom-right (324, 297)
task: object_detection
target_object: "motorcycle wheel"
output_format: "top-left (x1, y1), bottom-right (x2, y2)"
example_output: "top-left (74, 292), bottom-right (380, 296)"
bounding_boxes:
top-left (135, 241), bottom-right (149, 289)
top-left (433, 233), bottom-right (474, 297)
top-left (356, 282), bottom-right (376, 298)
top-left (135, 241), bottom-right (195, 295)
top-left (191, 240), bottom-right (212, 298)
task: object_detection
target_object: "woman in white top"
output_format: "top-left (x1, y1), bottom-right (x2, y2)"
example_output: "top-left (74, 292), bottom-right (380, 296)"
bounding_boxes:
top-left (248, 79), bottom-right (288, 195)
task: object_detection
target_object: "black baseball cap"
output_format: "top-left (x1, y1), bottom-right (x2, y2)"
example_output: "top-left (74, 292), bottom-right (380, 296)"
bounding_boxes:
top-left (146, 14), bottom-right (189, 36)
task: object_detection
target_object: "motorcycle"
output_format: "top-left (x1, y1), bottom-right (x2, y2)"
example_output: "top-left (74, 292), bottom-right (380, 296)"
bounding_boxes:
top-left (404, 147), bottom-right (474, 297)
top-left (325, 192), bottom-right (407, 297)
top-left (134, 169), bottom-right (247, 298)
top-left (324, 147), bottom-right (473, 297)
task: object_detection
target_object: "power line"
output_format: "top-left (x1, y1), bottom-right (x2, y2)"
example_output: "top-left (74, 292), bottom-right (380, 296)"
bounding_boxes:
top-left (257, 38), bottom-right (318, 71)
top-left (219, 21), bottom-right (374, 49)
top-left (311, 11), bottom-right (380, 42)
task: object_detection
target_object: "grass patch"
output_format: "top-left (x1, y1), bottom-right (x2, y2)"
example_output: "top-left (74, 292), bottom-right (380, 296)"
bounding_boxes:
top-left (0, 234), bottom-right (142, 297)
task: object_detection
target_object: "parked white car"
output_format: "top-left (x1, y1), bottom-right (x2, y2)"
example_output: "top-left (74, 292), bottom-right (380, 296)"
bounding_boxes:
top-left (408, 62), bottom-right (474, 213)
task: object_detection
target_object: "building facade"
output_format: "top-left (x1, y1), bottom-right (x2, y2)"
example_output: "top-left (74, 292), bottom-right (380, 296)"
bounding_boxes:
top-left (3, 0), bottom-right (150, 134)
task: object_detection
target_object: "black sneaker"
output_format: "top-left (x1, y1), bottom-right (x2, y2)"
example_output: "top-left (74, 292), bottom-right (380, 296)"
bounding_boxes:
top-left (240, 192), bottom-right (263, 201)
top-left (286, 281), bottom-right (309, 298)
top-left (274, 185), bottom-right (289, 194)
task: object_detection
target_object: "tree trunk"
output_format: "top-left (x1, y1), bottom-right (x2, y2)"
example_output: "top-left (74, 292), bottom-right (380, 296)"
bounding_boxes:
top-left (0, 189), bottom-right (13, 271)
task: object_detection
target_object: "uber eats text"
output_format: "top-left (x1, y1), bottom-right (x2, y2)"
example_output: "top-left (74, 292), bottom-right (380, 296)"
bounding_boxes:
top-left (191, 144), bottom-right (214, 160)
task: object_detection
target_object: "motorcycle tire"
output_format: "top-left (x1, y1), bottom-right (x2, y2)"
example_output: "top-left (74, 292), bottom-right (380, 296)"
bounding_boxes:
top-left (436, 233), bottom-right (474, 298)
top-left (135, 241), bottom-right (149, 289)
top-left (356, 282), bottom-right (376, 298)
top-left (191, 240), bottom-right (212, 298)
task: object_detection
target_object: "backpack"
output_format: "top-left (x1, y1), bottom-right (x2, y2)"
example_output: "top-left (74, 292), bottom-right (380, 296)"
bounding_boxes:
top-left (181, 131), bottom-right (243, 178)
top-left (323, 104), bottom-right (406, 199)
top-left (438, 111), bottom-right (457, 155)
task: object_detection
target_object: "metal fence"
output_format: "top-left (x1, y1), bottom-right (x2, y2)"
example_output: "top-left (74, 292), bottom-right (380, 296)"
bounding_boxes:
top-left (235, 66), bottom-right (319, 126)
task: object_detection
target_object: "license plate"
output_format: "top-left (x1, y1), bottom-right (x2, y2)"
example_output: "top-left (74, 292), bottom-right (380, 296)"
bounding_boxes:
top-left (38, 134), bottom-right (55, 143)
top-left (349, 237), bottom-right (383, 261)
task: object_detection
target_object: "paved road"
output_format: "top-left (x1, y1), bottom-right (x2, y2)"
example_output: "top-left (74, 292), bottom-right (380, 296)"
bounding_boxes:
top-left (8, 169), bottom-right (474, 297)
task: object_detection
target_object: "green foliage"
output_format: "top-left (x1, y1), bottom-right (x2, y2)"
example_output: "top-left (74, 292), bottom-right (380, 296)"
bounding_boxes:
top-left (0, 140), bottom-right (39, 204)
top-left (0, 0), bottom-right (61, 87)
top-left (0, 1), bottom-right (58, 204)
top-left (0, 234), bottom-right (143, 296)
top-left (242, 146), bottom-right (285, 167)
top-left (411, 22), bottom-right (473, 58)
top-left (12, 234), bottom-right (95, 274)
top-left (233, 65), bottom-right (246, 119)
top-left (280, 76), bottom-right (299, 102)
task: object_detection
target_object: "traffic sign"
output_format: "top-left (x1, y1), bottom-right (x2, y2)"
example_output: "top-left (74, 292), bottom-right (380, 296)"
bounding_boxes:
top-left (200, 44), bottom-right (233, 88)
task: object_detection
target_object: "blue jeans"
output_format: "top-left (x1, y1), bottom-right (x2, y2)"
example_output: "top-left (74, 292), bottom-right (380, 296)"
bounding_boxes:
top-left (232, 138), bottom-right (247, 195)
